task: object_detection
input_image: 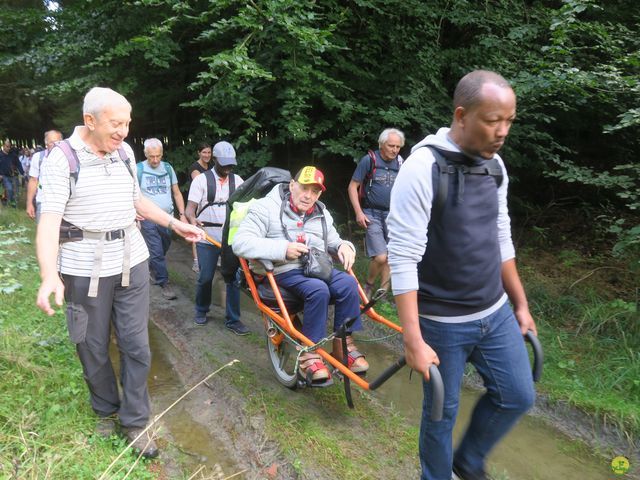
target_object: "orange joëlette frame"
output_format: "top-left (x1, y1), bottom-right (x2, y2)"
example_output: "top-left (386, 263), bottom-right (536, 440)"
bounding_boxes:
top-left (203, 233), bottom-right (402, 391)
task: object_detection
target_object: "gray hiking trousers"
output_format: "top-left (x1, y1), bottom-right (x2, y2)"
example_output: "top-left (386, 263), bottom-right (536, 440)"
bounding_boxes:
top-left (63, 261), bottom-right (151, 428)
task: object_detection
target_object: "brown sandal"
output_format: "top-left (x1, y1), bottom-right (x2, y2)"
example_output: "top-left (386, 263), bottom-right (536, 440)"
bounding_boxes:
top-left (332, 336), bottom-right (369, 373)
top-left (298, 352), bottom-right (331, 384)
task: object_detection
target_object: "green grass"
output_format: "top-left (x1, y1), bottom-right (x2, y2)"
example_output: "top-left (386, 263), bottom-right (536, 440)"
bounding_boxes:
top-left (0, 209), bottom-right (161, 479)
top-left (214, 355), bottom-right (421, 479)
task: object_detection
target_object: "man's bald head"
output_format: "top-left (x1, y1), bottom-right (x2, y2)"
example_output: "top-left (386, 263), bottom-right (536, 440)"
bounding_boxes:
top-left (453, 70), bottom-right (513, 111)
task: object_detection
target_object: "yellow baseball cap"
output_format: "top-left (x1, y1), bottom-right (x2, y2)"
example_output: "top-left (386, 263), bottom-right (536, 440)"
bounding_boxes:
top-left (294, 166), bottom-right (326, 191)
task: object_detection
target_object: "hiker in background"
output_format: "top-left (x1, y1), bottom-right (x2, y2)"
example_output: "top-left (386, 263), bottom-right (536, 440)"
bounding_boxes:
top-left (137, 138), bottom-right (186, 300)
top-left (185, 141), bottom-right (248, 334)
top-left (387, 70), bottom-right (536, 480)
top-left (0, 139), bottom-right (24, 207)
top-left (233, 166), bottom-right (368, 385)
top-left (35, 87), bottom-right (203, 458)
top-left (19, 147), bottom-right (32, 186)
top-left (347, 128), bottom-right (405, 299)
top-left (26, 130), bottom-right (63, 221)
top-left (187, 142), bottom-right (213, 273)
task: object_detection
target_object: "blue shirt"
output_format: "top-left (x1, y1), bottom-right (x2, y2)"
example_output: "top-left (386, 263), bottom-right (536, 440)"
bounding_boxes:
top-left (137, 160), bottom-right (178, 213)
top-left (352, 150), bottom-right (402, 210)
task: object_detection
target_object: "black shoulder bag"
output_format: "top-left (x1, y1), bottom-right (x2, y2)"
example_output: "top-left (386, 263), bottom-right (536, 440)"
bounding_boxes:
top-left (279, 194), bottom-right (333, 282)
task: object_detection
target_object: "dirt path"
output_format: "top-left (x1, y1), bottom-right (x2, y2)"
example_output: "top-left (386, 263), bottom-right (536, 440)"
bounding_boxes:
top-left (147, 240), bottom-right (422, 480)
top-left (147, 240), bottom-right (639, 480)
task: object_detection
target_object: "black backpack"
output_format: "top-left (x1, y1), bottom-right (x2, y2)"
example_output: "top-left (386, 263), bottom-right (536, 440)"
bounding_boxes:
top-left (425, 146), bottom-right (503, 221)
top-left (196, 169), bottom-right (237, 227)
top-left (220, 167), bottom-right (292, 282)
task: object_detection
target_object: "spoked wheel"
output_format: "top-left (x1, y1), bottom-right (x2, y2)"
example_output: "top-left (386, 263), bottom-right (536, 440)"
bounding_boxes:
top-left (266, 322), bottom-right (299, 389)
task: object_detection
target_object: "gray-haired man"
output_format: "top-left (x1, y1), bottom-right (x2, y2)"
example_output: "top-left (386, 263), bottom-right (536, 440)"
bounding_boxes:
top-left (35, 87), bottom-right (203, 458)
top-left (137, 137), bottom-right (186, 300)
top-left (348, 128), bottom-right (405, 298)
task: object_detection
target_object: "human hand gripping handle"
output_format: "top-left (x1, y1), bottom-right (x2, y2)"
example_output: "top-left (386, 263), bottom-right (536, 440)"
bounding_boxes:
top-left (169, 218), bottom-right (204, 243)
top-left (36, 275), bottom-right (65, 316)
top-left (404, 336), bottom-right (444, 421)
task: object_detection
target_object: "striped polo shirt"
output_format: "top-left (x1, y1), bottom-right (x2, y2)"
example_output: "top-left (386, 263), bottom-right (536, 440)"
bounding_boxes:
top-left (39, 126), bottom-right (149, 278)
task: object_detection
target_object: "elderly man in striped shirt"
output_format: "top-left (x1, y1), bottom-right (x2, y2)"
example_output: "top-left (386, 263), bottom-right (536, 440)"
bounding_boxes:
top-left (35, 87), bottom-right (203, 458)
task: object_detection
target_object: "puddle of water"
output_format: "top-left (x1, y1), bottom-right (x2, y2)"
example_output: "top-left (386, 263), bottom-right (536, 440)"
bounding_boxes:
top-left (110, 325), bottom-right (240, 478)
top-left (362, 340), bottom-right (613, 480)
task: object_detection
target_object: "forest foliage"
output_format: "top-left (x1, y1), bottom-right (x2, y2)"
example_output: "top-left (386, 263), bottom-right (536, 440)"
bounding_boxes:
top-left (1, 0), bottom-right (638, 256)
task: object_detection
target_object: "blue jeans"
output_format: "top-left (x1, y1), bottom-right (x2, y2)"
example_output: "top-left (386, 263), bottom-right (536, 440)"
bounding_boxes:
top-left (140, 220), bottom-right (171, 286)
top-left (275, 268), bottom-right (362, 343)
top-left (195, 242), bottom-right (241, 326)
top-left (2, 176), bottom-right (15, 206)
top-left (418, 301), bottom-right (535, 480)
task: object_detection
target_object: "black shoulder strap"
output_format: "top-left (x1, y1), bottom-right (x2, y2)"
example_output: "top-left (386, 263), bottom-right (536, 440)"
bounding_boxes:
top-left (205, 169), bottom-right (217, 206)
top-left (196, 170), bottom-right (217, 218)
top-left (426, 145), bottom-right (504, 223)
top-left (427, 147), bottom-right (452, 221)
top-left (229, 173), bottom-right (236, 195)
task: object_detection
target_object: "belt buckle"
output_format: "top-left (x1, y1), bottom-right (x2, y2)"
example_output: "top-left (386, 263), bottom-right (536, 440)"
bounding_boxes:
top-left (106, 230), bottom-right (123, 241)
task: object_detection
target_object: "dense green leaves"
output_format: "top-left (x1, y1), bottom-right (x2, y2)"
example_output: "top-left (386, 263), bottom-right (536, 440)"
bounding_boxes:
top-left (0, 0), bottom-right (638, 252)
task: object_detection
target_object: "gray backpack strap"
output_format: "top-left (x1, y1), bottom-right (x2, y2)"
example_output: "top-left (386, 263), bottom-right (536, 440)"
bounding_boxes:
top-left (116, 146), bottom-right (135, 179)
top-left (318, 205), bottom-right (328, 251)
top-left (56, 140), bottom-right (81, 197)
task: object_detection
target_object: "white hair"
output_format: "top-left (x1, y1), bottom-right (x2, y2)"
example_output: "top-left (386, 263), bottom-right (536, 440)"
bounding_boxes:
top-left (44, 129), bottom-right (62, 144)
top-left (378, 128), bottom-right (405, 148)
top-left (82, 87), bottom-right (131, 117)
top-left (143, 138), bottom-right (163, 152)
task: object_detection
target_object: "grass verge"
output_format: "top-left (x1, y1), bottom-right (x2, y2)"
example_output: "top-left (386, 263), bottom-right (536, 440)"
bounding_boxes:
top-left (213, 356), bottom-right (421, 479)
top-left (0, 209), bottom-right (161, 479)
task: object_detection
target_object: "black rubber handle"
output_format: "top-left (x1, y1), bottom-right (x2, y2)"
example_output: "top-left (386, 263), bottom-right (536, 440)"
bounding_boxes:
top-left (525, 330), bottom-right (543, 382)
top-left (368, 357), bottom-right (444, 422)
top-left (428, 364), bottom-right (444, 422)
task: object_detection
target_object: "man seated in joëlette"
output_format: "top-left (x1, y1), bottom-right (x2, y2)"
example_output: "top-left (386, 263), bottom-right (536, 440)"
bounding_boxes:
top-left (232, 166), bottom-right (369, 384)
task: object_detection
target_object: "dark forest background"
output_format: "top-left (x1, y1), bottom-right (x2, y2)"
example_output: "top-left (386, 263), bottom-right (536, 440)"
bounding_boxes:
top-left (1, 0), bottom-right (639, 257)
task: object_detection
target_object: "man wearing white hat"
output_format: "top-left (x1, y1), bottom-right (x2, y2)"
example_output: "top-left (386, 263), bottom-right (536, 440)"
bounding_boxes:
top-left (185, 141), bottom-right (247, 334)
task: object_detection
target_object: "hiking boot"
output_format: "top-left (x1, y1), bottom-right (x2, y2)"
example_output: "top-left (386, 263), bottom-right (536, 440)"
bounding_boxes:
top-left (192, 259), bottom-right (199, 273)
top-left (95, 416), bottom-right (117, 438)
top-left (452, 461), bottom-right (489, 480)
top-left (194, 314), bottom-right (208, 326)
top-left (122, 426), bottom-right (159, 459)
top-left (160, 284), bottom-right (177, 300)
top-left (225, 320), bottom-right (250, 336)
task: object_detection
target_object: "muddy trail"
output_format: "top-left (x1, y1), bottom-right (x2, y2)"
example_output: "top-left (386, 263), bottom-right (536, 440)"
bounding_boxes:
top-left (143, 240), bottom-right (637, 480)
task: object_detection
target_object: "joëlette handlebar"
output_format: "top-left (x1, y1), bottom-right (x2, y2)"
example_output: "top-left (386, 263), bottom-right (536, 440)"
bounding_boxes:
top-left (525, 330), bottom-right (543, 382)
top-left (369, 357), bottom-right (444, 422)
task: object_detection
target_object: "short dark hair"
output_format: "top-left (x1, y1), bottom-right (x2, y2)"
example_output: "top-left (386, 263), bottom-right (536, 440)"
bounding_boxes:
top-left (453, 70), bottom-right (512, 110)
top-left (196, 141), bottom-right (211, 153)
